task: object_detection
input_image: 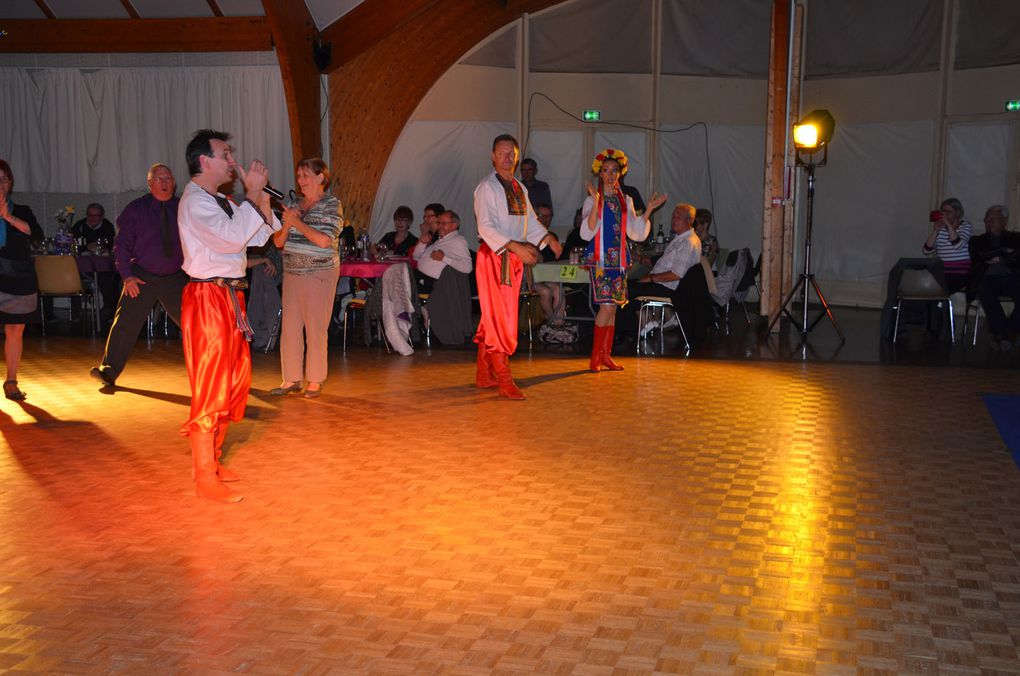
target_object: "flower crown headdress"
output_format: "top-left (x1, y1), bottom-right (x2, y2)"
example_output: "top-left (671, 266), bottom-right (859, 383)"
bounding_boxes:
top-left (591, 148), bottom-right (629, 176)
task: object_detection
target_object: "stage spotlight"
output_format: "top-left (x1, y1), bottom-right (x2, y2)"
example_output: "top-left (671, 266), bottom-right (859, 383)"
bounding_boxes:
top-left (766, 108), bottom-right (844, 342)
top-left (793, 109), bottom-right (835, 152)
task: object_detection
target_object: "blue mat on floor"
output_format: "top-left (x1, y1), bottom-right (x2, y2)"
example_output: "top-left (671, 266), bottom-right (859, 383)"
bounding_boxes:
top-left (982, 394), bottom-right (1020, 468)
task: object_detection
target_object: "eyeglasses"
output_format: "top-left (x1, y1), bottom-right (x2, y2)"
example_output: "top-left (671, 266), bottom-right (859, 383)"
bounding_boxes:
top-left (0, 176), bottom-right (11, 184)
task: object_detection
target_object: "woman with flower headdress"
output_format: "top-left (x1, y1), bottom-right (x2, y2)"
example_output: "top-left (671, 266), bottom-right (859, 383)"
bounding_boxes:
top-left (0, 159), bottom-right (44, 401)
top-left (581, 148), bottom-right (666, 372)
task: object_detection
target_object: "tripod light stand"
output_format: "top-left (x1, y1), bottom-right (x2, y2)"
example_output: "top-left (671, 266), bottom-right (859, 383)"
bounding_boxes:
top-left (767, 109), bottom-right (845, 342)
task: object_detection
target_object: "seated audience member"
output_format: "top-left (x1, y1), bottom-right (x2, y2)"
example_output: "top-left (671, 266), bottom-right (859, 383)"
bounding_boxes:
top-left (338, 223), bottom-right (355, 251)
top-left (562, 207), bottom-right (586, 253)
top-left (620, 203), bottom-right (702, 334)
top-left (418, 202), bottom-right (445, 243)
top-left (412, 210), bottom-right (473, 344)
top-left (375, 205), bottom-right (418, 257)
top-left (619, 174), bottom-right (646, 215)
top-left (694, 208), bottom-right (720, 267)
top-left (969, 204), bottom-right (1020, 345)
top-left (412, 210), bottom-right (472, 293)
top-left (532, 203), bottom-right (568, 324)
top-left (246, 242), bottom-right (281, 351)
top-left (923, 197), bottom-right (972, 295)
top-left (72, 201), bottom-right (119, 325)
top-left (72, 202), bottom-right (116, 249)
top-left (520, 158), bottom-right (552, 212)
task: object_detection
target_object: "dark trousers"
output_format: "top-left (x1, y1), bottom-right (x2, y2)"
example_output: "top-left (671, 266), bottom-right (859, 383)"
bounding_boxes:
top-left (99, 268), bottom-right (188, 379)
top-left (978, 273), bottom-right (1020, 337)
top-left (415, 270), bottom-right (436, 295)
top-left (618, 281), bottom-right (674, 335)
top-left (96, 271), bottom-right (120, 321)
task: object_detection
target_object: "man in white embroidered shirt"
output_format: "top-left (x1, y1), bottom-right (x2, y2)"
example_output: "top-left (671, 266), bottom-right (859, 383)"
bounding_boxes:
top-left (473, 134), bottom-right (562, 400)
top-left (177, 128), bottom-right (281, 503)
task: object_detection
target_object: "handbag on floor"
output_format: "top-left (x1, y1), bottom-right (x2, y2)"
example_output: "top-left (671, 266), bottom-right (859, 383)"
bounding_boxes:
top-left (539, 321), bottom-right (579, 344)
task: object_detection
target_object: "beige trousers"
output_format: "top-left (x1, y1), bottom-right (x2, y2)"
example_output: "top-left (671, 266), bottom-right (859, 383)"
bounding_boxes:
top-left (280, 266), bottom-right (341, 384)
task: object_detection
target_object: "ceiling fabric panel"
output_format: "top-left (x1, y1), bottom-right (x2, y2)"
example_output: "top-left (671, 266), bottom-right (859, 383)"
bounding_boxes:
top-left (529, 0), bottom-right (652, 74)
top-left (956, 0), bottom-right (1020, 70)
top-left (804, 0), bottom-right (941, 78)
top-left (662, 0), bottom-right (771, 78)
top-left (460, 24), bottom-right (518, 70)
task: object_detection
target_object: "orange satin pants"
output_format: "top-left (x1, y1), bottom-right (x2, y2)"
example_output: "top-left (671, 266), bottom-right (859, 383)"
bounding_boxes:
top-left (179, 282), bottom-right (251, 436)
top-left (473, 243), bottom-right (523, 356)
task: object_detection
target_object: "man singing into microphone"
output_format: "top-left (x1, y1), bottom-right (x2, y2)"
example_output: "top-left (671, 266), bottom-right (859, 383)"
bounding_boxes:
top-left (177, 129), bottom-right (280, 503)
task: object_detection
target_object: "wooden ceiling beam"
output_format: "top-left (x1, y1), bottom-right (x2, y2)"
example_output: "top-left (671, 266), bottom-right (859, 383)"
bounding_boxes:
top-left (0, 17), bottom-right (272, 52)
top-left (262, 0), bottom-right (323, 164)
top-left (318, 0), bottom-right (442, 73)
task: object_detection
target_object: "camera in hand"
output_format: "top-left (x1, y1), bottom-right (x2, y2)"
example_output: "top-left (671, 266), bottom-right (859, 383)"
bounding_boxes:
top-left (929, 209), bottom-right (943, 223)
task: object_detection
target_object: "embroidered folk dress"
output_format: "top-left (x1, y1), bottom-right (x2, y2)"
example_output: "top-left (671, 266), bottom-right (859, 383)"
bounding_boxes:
top-left (580, 190), bottom-right (651, 306)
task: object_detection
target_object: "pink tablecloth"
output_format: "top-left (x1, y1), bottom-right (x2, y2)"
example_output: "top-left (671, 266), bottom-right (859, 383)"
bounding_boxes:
top-left (339, 258), bottom-right (414, 279)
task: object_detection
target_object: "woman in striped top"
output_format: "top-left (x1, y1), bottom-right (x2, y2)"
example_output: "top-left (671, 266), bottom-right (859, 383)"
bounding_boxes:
top-left (271, 158), bottom-right (343, 399)
top-left (923, 197), bottom-right (972, 295)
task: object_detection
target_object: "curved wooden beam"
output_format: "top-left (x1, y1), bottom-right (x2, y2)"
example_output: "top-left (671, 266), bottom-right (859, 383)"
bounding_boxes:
top-left (319, 0), bottom-right (443, 73)
top-left (262, 0), bottom-right (323, 165)
top-left (328, 0), bottom-right (562, 231)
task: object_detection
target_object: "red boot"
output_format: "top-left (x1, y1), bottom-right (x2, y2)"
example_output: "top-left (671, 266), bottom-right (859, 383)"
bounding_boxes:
top-left (213, 425), bottom-right (241, 482)
top-left (490, 353), bottom-right (525, 400)
top-left (601, 325), bottom-right (624, 371)
top-left (192, 431), bottom-right (243, 503)
top-left (590, 325), bottom-right (605, 372)
top-left (475, 343), bottom-right (498, 388)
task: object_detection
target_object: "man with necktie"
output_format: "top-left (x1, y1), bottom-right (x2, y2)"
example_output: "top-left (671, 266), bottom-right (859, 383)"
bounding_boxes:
top-left (90, 163), bottom-right (187, 388)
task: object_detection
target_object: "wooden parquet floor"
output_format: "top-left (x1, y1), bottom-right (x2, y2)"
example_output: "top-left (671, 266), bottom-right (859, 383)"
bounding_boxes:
top-left (1, 337), bottom-right (1019, 674)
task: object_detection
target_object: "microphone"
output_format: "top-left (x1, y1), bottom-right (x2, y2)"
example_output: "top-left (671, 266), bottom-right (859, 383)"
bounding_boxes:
top-left (263, 184), bottom-right (285, 200)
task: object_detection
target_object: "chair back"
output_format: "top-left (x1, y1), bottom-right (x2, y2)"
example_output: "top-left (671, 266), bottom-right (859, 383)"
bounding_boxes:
top-left (898, 268), bottom-right (947, 300)
top-left (700, 256), bottom-right (718, 296)
top-left (35, 256), bottom-right (84, 295)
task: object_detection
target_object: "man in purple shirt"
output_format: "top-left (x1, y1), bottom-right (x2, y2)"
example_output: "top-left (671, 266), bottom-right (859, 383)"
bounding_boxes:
top-left (90, 163), bottom-right (188, 387)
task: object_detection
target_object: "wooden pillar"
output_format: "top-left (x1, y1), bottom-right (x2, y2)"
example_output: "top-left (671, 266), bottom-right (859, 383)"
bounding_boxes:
top-left (263, 0), bottom-right (322, 165)
top-left (761, 0), bottom-right (802, 330)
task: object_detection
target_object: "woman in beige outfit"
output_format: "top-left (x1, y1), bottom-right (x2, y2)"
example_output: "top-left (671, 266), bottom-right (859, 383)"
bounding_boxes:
top-left (270, 158), bottom-right (343, 399)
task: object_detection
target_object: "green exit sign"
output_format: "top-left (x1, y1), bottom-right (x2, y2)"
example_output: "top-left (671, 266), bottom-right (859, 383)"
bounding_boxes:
top-left (583, 109), bottom-right (601, 122)
top-left (1007, 100), bottom-right (1020, 112)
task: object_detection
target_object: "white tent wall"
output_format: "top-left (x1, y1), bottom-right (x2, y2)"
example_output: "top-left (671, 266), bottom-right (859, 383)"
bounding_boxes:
top-left (0, 52), bottom-right (296, 237)
top-left (370, 120), bottom-right (516, 246)
top-left (945, 121), bottom-right (1015, 223)
top-left (372, 0), bottom-right (1020, 308)
top-left (518, 130), bottom-right (585, 238)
